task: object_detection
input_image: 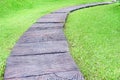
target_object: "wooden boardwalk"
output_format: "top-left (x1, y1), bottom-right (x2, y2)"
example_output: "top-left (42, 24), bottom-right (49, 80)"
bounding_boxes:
top-left (4, 2), bottom-right (112, 80)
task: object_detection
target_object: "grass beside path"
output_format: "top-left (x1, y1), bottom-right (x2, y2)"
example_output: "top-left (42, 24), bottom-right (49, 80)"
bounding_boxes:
top-left (65, 3), bottom-right (120, 80)
top-left (0, 0), bottom-right (111, 79)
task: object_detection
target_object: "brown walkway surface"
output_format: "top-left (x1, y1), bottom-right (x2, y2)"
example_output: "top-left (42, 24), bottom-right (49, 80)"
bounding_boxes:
top-left (4, 2), bottom-right (112, 80)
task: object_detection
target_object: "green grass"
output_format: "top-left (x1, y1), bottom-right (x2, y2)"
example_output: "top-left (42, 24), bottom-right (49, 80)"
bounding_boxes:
top-left (0, 0), bottom-right (111, 79)
top-left (0, 0), bottom-right (110, 18)
top-left (65, 3), bottom-right (120, 80)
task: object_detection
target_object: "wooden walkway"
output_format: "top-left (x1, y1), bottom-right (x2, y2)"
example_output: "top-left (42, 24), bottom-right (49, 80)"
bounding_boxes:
top-left (4, 2), bottom-right (112, 80)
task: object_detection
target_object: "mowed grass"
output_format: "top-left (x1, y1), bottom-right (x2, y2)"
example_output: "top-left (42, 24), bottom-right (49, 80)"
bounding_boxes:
top-left (65, 3), bottom-right (120, 80)
top-left (0, 0), bottom-right (111, 79)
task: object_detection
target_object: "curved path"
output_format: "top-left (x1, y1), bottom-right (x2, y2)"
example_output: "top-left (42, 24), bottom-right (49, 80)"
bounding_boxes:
top-left (4, 2), bottom-right (112, 80)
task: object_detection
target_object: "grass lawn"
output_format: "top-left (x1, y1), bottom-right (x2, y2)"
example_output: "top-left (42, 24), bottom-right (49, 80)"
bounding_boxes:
top-left (0, 0), bottom-right (111, 79)
top-left (65, 3), bottom-right (120, 80)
